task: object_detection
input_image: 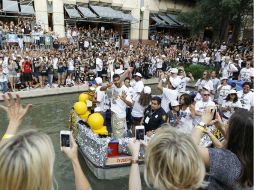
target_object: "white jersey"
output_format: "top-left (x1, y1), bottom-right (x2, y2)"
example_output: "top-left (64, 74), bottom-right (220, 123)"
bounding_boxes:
top-left (240, 68), bottom-right (251, 82)
top-left (217, 84), bottom-right (231, 105)
top-left (221, 100), bottom-right (242, 119)
top-left (237, 90), bottom-right (254, 111)
top-left (161, 88), bottom-right (178, 113)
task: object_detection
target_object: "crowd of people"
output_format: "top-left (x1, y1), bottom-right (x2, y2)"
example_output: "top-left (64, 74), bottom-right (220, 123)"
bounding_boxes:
top-left (0, 18), bottom-right (253, 190)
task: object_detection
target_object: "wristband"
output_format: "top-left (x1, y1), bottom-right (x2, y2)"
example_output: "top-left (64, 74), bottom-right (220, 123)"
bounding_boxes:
top-left (2, 133), bottom-right (14, 139)
top-left (196, 125), bottom-right (205, 132)
top-left (131, 159), bottom-right (139, 164)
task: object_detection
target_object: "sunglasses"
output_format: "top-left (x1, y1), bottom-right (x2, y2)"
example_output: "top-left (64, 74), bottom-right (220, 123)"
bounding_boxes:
top-left (203, 73), bottom-right (207, 75)
top-left (203, 94), bottom-right (210, 96)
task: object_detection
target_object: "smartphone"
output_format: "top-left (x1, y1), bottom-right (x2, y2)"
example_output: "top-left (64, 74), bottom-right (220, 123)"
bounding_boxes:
top-left (211, 107), bottom-right (217, 120)
top-left (60, 130), bottom-right (71, 150)
top-left (135, 126), bottom-right (145, 140)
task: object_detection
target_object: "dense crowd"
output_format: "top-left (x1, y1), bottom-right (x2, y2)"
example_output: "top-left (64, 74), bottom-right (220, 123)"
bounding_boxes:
top-left (0, 18), bottom-right (253, 190)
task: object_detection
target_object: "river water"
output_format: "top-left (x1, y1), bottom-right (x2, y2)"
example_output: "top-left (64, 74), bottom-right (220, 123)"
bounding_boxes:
top-left (0, 88), bottom-right (163, 190)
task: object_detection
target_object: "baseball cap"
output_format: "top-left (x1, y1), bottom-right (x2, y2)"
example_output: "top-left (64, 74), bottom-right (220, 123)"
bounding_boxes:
top-left (134, 72), bottom-right (142, 78)
top-left (95, 77), bottom-right (102, 84)
top-left (170, 68), bottom-right (178, 74)
top-left (171, 100), bottom-right (180, 107)
top-left (143, 86), bottom-right (151, 94)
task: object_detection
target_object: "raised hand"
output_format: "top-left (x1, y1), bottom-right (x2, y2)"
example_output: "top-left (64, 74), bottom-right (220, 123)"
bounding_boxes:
top-left (0, 93), bottom-right (32, 135)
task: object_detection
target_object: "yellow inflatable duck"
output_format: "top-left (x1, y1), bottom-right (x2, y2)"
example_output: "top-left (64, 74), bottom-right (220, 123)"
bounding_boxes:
top-left (87, 113), bottom-right (108, 136)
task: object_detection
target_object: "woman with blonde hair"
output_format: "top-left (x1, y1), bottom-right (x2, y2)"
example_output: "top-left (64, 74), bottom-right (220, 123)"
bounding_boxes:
top-left (128, 126), bottom-right (206, 190)
top-left (0, 93), bottom-right (91, 190)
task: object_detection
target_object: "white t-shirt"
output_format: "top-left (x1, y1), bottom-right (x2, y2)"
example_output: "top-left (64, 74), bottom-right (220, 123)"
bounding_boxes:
top-left (177, 107), bottom-right (194, 134)
top-left (95, 86), bottom-right (107, 112)
top-left (96, 58), bottom-right (103, 72)
top-left (222, 100), bottom-right (242, 119)
top-left (178, 76), bottom-right (191, 93)
top-left (68, 60), bottom-right (74, 71)
top-left (195, 79), bottom-right (214, 91)
top-left (237, 90), bottom-right (254, 111)
top-left (131, 95), bottom-right (146, 118)
top-left (161, 88), bottom-right (178, 113)
top-left (217, 84), bottom-right (231, 105)
top-left (132, 80), bottom-right (144, 100)
top-left (240, 68), bottom-right (251, 82)
top-left (194, 100), bottom-right (215, 124)
top-left (111, 85), bottom-right (132, 118)
top-left (156, 58), bottom-right (163, 69)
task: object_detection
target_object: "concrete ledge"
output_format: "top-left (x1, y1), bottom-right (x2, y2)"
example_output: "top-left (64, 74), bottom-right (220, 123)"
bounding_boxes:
top-left (0, 78), bottom-right (195, 101)
top-left (0, 85), bottom-right (89, 101)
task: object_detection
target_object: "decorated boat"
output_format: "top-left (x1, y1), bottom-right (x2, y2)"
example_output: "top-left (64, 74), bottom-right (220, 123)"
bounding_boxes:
top-left (69, 109), bottom-right (145, 180)
top-left (68, 92), bottom-right (224, 180)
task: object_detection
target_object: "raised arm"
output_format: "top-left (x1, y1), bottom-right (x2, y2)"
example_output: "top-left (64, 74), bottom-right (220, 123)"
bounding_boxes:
top-left (0, 93), bottom-right (32, 142)
top-left (62, 134), bottom-right (91, 190)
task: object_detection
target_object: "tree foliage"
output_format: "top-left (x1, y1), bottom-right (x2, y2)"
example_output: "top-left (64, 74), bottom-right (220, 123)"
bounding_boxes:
top-left (178, 0), bottom-right (253, 42)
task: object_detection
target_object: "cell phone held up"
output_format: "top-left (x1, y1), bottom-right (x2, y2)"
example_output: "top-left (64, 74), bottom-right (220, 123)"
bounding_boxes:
top-left (135, 126), bottom-right (145, 140)
top-left (60, 130), bottom-right (71, 150)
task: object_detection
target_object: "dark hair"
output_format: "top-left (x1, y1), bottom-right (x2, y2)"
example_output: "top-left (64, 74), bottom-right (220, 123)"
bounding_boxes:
top-left (225, 93), bottom-right (238, 103)
top-left (227, 111), bottom-right (253, 187)
top-left (242, 82), bottom-right (252, 89)
top-left (180, 94), bottom-right (192, 106)
top-left (124, 77), bottom-right (130, 82)
top-left (151, 96), bottom-right (161, 105)
top-left (138, 91), bottom-right (151, 107)
top-left (113, 74), bottom-right (120, 80)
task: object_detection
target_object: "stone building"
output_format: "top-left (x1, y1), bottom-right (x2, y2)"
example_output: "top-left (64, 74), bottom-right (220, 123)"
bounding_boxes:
top-left (1, 0), bottom-right (195, 40)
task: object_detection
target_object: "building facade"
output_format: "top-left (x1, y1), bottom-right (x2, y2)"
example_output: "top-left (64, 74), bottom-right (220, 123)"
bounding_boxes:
top-left (38, 0), bottom-right (194, 39)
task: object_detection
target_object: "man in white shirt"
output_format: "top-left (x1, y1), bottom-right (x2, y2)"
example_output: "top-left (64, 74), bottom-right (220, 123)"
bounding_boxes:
top-left (96, 54), bottom-right (103, 77)
top-left (132, 72), bottom-right (144, 100)
top-left (194, 88), bottom-right (216, 124)
top-left (220, 57), bottom-right (238, 78)
top-left (240, 61), bottom-right (252, 82)
top-left (157, 72), bottom-right (179, 113)
top-left (94, 77), bottom-right (108, 119)
top-left (100, 74), bottom-right (133, 138)
top-left (237, 82), bottom-right (254, 112)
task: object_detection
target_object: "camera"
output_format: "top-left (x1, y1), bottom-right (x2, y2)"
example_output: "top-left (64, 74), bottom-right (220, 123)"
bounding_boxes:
top-left (60, 130), bottom-right (71, 150)
top-left (135, 126), bottom-right (145, 140)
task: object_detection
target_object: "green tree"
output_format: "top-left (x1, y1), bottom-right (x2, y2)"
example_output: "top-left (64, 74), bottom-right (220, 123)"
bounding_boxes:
top-left (178, 0), bottom-right (253, 42)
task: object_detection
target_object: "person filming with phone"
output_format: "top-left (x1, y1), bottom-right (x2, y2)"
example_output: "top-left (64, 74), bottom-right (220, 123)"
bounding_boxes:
top-left (0, 93), bottom-right (91, 190)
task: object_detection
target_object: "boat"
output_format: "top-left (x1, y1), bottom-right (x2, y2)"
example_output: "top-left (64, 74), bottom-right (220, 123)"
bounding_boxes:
top-left (69, 109), bottom-right (144, 180)
top-left (69, 109), bottom-right (223, 180)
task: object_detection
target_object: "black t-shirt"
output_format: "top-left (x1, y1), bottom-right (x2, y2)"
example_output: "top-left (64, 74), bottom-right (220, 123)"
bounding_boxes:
top-left (143, 106), bottom-right (167, 132)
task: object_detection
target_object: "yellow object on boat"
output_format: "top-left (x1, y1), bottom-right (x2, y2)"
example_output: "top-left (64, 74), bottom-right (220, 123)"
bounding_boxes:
top-left (93, 126), bottom-right (108, 135)
top-left (74, 102), bottom-right (87, 115)
top-left (87, 113), bottom-right (104, 130)
top-left (79, 110), bottom-right (91, 121)
top-left (79, 93), bottom-right (89, 103)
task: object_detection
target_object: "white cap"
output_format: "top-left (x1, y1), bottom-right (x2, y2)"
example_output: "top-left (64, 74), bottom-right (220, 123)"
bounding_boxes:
top-left (89, 87), bottom-right (95, 91)
top-left (171, 100), bottom-right (180, 107)
top-left (170, 68), bottom-right (178, 74)
top-left (95, 77), bottom-right (102, 84)
top-left (161, 54), bottom-right (166, 58)
top-left (134, 72), bottom-right (142, 78)
top-left (114, 69), bottom-right (125, 75)
top-left (203, 85), bottom-right (210, 92)
top-left (169, 77), bottom-right (181, 88)
top-left (229, 89), bottom-right (237, 94)
top-left (143, 86), bottom-right (151, 94)
top-left (220, 76), bottom-right (228, 81)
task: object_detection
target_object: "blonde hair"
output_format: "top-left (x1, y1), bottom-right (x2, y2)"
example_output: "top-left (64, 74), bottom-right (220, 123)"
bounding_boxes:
top-left (144, 127), bottom-right (206, 190)
top-left (0, 129), bottom-right (55, 190)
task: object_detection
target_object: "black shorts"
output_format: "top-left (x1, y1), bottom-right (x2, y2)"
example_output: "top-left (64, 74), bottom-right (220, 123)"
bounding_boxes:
top-left (23, 72), bottom-right (32, 82)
